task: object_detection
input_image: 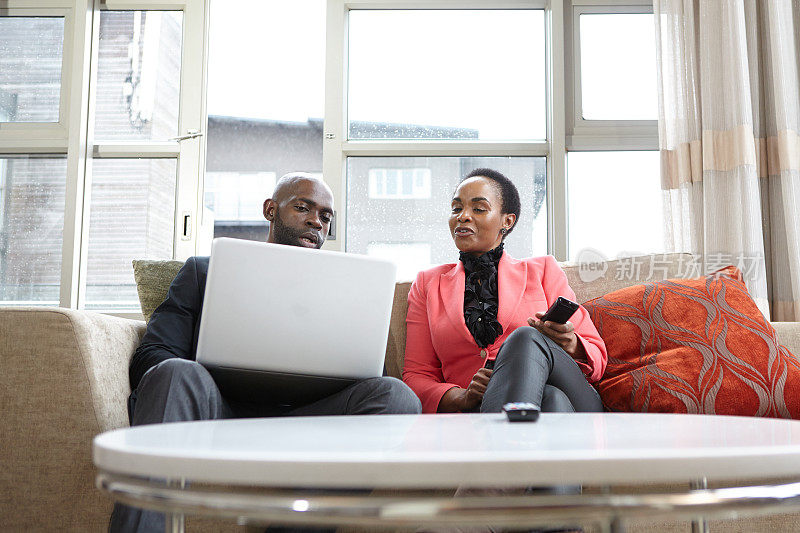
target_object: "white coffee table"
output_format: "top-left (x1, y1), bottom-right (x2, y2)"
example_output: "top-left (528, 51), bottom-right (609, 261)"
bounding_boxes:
top-left (94, 413), bottom-right (800, 532)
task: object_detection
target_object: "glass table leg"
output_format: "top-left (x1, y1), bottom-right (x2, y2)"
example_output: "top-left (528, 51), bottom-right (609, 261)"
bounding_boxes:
top-left (691, 478), bottom-right (710, 533)
top-left (165, 478), bottom-right (186, 533)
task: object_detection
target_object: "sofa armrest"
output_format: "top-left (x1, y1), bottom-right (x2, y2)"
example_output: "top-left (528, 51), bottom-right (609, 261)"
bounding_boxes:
top-left (773, 322), bottom-right (800, 356)
top-left (0, 307), bottom-right (145, 530)
top-left (71, 309), bottom-right (147, 432)
top-left (385, 282), bottom-right (412, 380)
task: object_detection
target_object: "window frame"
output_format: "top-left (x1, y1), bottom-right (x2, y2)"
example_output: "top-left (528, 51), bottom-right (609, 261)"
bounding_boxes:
top-left (323, 0), bottom-right (656, 263)
top-left (0, 0), bottom-right (207, 316)
top-left (0, 0), bottom-right (93, 310)
top-left (0, 2), bottom-right (74, 151)
top-left (0, 0), bottom-right (660, 313)
top-left (322, 0), bottom-right (556, 254)
top-left (565, 1), bottom-right (660, 262)
top-left (318, 0), bottom-right (658, 266)
top-left (80, 0), bottom-right (207, 313)
top-left (566, 1), bottom-right (658, 151)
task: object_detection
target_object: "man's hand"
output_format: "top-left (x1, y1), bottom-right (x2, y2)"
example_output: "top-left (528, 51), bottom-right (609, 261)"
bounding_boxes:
top-left (438, 368), bottom-right (493, 412)
top-left (528, 312), bottom-right (587, 361)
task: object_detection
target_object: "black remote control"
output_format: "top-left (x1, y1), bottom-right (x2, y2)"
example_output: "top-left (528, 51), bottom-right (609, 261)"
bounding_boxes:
top-left (502, 402), bottom-right (540, 422)
top-left (539, 296), bottom-right (580, 325)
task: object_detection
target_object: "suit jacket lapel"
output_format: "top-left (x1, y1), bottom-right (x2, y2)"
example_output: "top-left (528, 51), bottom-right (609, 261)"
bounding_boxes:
top-left (438, 262), bottom-right (475, 345)
top-left (497, 253), bottom-right (527, 328)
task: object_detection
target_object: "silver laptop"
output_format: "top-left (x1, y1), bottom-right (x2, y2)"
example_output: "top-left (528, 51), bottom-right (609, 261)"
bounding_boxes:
top-left (196, 237), bottom-right (397, 405)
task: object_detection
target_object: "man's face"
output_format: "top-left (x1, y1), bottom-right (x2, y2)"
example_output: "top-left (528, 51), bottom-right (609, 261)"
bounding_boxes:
top-left (264, 179), bottom-right (334, 249)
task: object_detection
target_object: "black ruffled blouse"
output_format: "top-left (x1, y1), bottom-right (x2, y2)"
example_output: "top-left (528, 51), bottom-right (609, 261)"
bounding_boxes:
top-left (460, 243), bottom-right (504, 348)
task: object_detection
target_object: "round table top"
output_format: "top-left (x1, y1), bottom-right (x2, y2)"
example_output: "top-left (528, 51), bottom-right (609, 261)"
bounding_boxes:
top-left (93, 412), bottom-right (800, 488)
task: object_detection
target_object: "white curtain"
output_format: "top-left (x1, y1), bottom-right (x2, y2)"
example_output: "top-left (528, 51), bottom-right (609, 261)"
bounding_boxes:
top-left (654, 0), bottom-right (800, 321)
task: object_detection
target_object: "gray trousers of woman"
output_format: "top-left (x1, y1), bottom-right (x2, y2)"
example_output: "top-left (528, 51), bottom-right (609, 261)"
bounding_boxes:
top-left (480, 326), bottom-right (603, 413)
top-left (422, 328), bottom-right (600, 533)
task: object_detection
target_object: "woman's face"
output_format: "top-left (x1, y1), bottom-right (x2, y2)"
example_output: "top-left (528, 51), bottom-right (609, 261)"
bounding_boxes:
top-left (449, 176), bottom-right (516, 256)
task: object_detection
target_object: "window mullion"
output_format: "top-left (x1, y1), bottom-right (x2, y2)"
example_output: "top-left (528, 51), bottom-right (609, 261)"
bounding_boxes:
top-left (547, 0), bottom-right (568, 262)
top-left (0, 139), bottom-right (69, 154)
top-left (91, 142), bottom-right (181, 158)
top-left (322, 0), bottom-right (348, 253)
top-left (173, 0), bottom-right (206, 261)
top-left (59, 0), bottom-right (95, 309)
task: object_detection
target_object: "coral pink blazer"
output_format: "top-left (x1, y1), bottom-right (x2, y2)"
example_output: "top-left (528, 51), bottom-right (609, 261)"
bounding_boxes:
top-left (403, 253), bottom-right (607, 413)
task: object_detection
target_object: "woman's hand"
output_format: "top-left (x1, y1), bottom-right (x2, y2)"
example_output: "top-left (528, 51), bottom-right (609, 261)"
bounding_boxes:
top-left (528, 312), bottom-right (588, 362)
top-left (437, 368), bottom-right (493, 412)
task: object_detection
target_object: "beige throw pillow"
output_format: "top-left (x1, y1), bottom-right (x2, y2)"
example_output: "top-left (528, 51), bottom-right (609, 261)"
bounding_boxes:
top-left (131, 259), bottom-right (186, 322)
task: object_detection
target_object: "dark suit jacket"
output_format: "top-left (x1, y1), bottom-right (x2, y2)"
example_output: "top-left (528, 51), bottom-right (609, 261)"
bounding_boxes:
top-left (129, 256), bottom-right (209, 390)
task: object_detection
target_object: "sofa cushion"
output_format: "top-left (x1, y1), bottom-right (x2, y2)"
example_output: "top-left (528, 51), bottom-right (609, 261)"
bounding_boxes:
top-left (132, 259), bottom-right (185, 322)
top-left (584, 266), bottom-right (800, 417)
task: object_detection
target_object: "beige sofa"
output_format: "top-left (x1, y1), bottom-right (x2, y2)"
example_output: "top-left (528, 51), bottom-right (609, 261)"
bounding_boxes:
top-left (2, 253), bottom-right (800, 532)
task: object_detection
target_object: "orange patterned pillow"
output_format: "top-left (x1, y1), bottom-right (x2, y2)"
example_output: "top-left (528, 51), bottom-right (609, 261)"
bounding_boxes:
top-left (584, 266), bottom-right (800, 417)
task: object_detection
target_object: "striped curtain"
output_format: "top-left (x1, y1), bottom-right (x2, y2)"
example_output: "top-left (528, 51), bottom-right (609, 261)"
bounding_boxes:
top-left (654, 0), bottom-right (800, 321)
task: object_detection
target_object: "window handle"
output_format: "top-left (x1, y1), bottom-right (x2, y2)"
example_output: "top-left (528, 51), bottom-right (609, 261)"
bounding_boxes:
top-left (181, 212), bottom-right (192, 241)
top-left (169, 129), bottom-right (203, 142)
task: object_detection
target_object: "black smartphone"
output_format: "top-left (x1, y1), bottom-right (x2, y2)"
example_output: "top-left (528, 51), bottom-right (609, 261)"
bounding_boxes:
top-left (502, 402), bottom-right (540, 422)
top-left (539, 296), bottom-right (580, 325)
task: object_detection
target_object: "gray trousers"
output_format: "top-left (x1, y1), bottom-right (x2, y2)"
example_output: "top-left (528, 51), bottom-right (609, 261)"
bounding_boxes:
top-left (481, 327), bottom-right (604, 413)
top-left (109, 358), bottom-right (422, 533)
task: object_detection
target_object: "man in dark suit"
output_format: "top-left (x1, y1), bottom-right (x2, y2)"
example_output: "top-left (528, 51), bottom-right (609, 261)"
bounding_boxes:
top-left (110, 173), bottom-right (422, 533)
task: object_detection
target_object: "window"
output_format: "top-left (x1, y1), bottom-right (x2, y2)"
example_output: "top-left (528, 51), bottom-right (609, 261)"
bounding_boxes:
top-left (203, 0), bottom-right (326, 248)
top-left (204, 172), bottom-right (277, 222)
top-left (568, 151), bottom-right (662, 260)
top-left (0, 97), bottom-right (9, 122)
top-left (325, 1), bottom-right (660, 277)
top-left (569, 6), bottom-right (658, 138)
top-left (368, 168), bottom-right (431, 200)
top-left (0, 6), bottom-right (71, 306)
top-left (578, 13), bottom-right (657, 121)
top-left (347, 156), bottom-right (547, 273)
top-left (347, 9), bottom-right (546, 141)
top-left (0, 16), bottom-right (65, 123)
top-left (0, 156), bottom-right (67, 304)
top-left (332, 3), bottom-right (550, 275)
top-left (566, 5), bottom-right (661, 261)
top-left (85, 158), bottom-right (178, 310)
top-left (93, 11), bottom-right (183, 141)
top-left (0, 159), bottom-right (5, 220)
top-left (203, 171), bottom-right (279, 243)
top-left (367, 242), bottom-right (432, 281)
top-left (84, 10), bottom-right (186, 311)
top-left (0, 0), bottom-right (204, 313)
top-left (0, 0), bottom-right (661, 313)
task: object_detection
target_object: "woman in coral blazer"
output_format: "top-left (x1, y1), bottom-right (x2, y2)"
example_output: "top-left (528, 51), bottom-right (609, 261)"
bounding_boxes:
top-left (403, 168), bottom-right (607, 414)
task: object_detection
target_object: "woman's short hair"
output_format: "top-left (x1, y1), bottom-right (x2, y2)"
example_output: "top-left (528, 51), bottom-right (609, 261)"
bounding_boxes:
top-left (462, 168), bottom-right (521, 236)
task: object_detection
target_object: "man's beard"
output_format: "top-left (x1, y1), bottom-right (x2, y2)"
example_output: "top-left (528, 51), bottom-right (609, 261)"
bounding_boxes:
top-left (271, 207), bottom-right (323, 249)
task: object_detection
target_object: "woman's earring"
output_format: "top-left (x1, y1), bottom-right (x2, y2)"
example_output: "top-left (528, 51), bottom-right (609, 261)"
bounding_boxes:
top-left (500, 228), bottom-right (507, 235)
